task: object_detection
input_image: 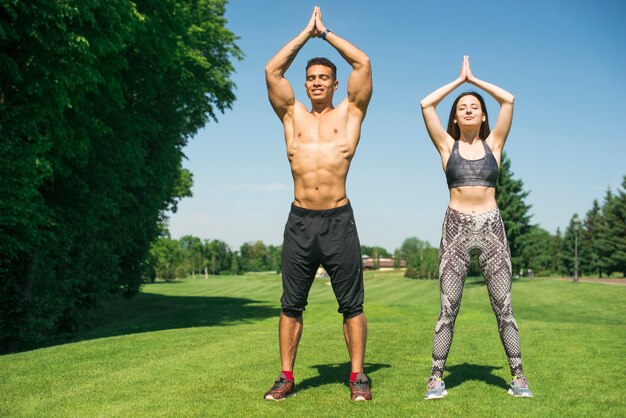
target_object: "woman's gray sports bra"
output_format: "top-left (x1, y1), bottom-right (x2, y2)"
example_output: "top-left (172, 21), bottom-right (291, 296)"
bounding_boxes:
top-left (445, 140), bottom-right (498, 189)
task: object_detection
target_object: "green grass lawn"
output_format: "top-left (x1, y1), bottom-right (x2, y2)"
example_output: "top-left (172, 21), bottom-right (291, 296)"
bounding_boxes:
top-left (1, 271), bottom-right (625, 417)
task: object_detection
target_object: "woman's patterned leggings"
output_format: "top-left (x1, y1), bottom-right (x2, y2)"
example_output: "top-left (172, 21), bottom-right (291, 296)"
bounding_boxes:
top-left (431, 207), bottom-right (524, 378)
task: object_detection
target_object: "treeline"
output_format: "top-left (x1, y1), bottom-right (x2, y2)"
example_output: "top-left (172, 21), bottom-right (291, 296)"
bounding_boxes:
top-left (510, 175), bottom-right (626, 278)
top-left (0, 0), bottom-right (241, 352)
top-left (157, 171), bottom-right (625, 282)
top-left (148, 236), bottom-right (282, 280)
top-left (560, 177), bottom-right (626, 277)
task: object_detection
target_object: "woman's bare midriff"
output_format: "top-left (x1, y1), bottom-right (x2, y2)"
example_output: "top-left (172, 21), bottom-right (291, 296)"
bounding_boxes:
top-left (448, 186), bottom-right (497, 215)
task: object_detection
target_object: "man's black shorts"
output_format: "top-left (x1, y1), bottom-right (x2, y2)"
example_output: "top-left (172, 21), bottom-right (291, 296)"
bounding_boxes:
top-left (280, 201), bottom-right (364, 319)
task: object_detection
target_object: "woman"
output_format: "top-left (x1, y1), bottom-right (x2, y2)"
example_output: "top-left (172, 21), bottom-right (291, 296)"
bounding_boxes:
top-left (420, 56), bottom-right (532, 399)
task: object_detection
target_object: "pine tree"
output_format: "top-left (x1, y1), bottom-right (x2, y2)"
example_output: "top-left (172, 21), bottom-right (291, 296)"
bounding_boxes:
top-left (559, 215), bottom-right (581, 276)
top-left (601, 177), bottom-right (626, 276)
top-left (582, 200), bottom-right (602, 276)
top-left (518, 225), bottom-right (553, 274)
top-left (595, 189), bottom-right (616, 276)
top-left (551, 227), bottom-right (562, 274)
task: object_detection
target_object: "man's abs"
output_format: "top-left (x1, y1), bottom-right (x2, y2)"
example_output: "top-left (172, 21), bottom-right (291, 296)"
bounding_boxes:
top-left (290, 142), bottom-right (351, 209)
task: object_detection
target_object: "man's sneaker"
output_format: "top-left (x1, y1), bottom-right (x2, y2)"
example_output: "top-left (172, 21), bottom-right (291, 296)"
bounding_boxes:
top-left (508, 375), bottom-right (533, 398)
top-left (425, 376), bottom-right (448, 400)
top-left (264, 372), bottom-right (296, 401)
top-left (349, 372), bottom-right (372, 401)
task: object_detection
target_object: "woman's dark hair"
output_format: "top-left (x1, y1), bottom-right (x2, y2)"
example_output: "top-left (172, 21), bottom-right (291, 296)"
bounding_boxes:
top-left (446, 92), bottom-right (491, 140)
top-left (306, 57), bottom-right (337, 80)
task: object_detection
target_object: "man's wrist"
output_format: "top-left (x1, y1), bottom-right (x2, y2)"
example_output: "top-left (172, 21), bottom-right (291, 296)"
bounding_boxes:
top-left (321, 28), bottom-right (332, 40)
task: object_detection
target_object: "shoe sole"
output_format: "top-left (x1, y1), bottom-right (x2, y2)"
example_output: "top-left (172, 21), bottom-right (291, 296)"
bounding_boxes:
top-left (265, 393), bottom-right (296, 401)
top-left (508, 389), bottom-right (532, 398)
top-left (352, 396), bottom-right (371, 401)
top-left (425, 389), bottom-right (448, 400)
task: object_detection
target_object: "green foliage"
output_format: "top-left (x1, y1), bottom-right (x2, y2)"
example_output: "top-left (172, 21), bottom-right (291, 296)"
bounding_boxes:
top-left (148, 236), bottom-right (282, 279)
top-left (595, 180), bottom-right (626, 276)
top-left (238, 241), bottom-right (282, 273)
top-left (550, 228), bottom-right (562, 274)
top-left (581, 200), bottom-right (603, 275)
top-left (559, 214), bottom-right (580, 276)
top-left (400, 237), bottom-right (438, 279)
top-left (150, 238), bottom-right (183, 281)
top-left (0, 0), bottom-right (241, 352)
top-left (517, 226), bottom-right (554, 276)
top-left (179, 235), bottom-right (204, 276)
top-left (360, 245), bottom-right (391, 258)
top-left (205, 239), bottom-right (233, 275)
top-left (560, 179), bottom-right (626, 278)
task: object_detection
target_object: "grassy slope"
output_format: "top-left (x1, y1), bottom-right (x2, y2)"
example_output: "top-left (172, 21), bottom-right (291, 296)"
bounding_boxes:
top-left (1, 272), bottom-right (624, 417)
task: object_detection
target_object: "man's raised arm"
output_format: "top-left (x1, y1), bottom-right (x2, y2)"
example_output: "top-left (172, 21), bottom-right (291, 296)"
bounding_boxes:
top-left (265, 8), bottom-right (317, 121)
top-left (315, 9), bottom-right (372, 117)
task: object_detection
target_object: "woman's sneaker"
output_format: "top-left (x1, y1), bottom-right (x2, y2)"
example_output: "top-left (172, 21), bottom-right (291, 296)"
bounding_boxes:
top-left (264, 372), bottom-right (296, 401)
top-left (508, 375), bottom-right (533, 398)
top-left (425, 376), bottom-right (448, 399)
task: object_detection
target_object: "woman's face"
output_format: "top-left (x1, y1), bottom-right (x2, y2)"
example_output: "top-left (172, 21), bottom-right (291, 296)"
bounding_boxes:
top-left (455, 95), bottom-right (485, 128)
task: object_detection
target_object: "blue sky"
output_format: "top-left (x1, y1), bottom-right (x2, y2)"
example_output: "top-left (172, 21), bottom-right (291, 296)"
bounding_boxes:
top-left (168, 0), bottom-right (626, 252)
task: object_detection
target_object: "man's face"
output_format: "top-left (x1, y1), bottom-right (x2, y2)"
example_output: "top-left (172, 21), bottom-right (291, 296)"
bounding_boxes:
top-left (305, 64), bottom-right (338, 102)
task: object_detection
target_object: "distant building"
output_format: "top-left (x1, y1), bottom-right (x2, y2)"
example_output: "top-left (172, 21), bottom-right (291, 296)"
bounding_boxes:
top-left (361, 255), bottom-right (406, 271)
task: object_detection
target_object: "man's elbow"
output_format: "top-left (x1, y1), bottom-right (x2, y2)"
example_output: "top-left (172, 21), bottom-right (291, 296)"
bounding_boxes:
top-left (265, 63), bottom-right (282, 80)
top-left (359, 56), bottom-right (372, 71)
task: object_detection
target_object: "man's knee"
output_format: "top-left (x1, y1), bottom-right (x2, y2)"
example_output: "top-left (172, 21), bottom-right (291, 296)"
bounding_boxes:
top-left (281, 308), bottom-right (303, 319)
top-left (342, 307), bottom-right (363, 320)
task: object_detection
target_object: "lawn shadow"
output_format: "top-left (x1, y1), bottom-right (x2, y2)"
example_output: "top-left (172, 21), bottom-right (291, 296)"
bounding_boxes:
top-left (445, 362), bottom-right (507, 390)
top-left (298, 362), bottom-right (391, 391)
top-left (82, 293), bottom-right (280, 340)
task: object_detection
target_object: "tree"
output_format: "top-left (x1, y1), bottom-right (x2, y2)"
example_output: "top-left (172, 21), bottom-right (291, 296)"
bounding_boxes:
top-left (230, 251), bottom-right (241, 275)
top-left (518, 226), bottom-right (554, 275)
top-left (596, 179), bottom-right (626, 276)
top-left (611, 176), bottom-right (626, 275)
top-left (204, 239), bottom-right (233, 275)
top-left (239, 241), bottom-right (270, 272)
top-left (401, 237), bottom-right (438, 279)
top-left (360, 245), bottom-right (391, 258)
top-left (595, 189), bottom-right (616, 277)
top-left (0, 0), bottom-right (242, 352)
top-left (550, 227), bottom-right (562, 274)
top-left (581, 200), bottom-right (603, 276)
top-left (150, 238), bottom-right (184, 281)
top-left (267, 245), bottom-right (282, 274)
top-left (559, 214), bottom-right (580, 276)
top-left (179, 235), bottom-right (204, 277)
top-left (496, 152), bottom-right (532, 273)
top-left (393, 249), bottom-right (402, 269)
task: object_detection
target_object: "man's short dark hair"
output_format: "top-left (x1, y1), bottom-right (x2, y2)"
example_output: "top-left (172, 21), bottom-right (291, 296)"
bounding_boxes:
top-left (306, 57), bottom-right (337, 80)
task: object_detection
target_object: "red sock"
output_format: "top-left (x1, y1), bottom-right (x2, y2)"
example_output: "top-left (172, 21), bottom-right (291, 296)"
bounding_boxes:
top-left (282, 370), bottom-right (294, 381)
top-left (350, 372), bottom-right (360, 382)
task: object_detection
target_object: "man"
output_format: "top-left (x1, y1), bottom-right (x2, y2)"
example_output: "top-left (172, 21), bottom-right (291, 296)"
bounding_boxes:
top-left (263, 7), bottom-right (373, 402)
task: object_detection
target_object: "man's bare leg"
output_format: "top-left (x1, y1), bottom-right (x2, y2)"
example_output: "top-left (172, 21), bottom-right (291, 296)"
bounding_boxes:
top-left (343, 312), bottom-right (367, 373)
top-left (280, 313), bottom-right (303, 371)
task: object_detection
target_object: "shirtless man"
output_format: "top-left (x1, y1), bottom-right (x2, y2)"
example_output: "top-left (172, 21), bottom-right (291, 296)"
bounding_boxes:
top-left (263, 7), bottom-right (373, 402)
